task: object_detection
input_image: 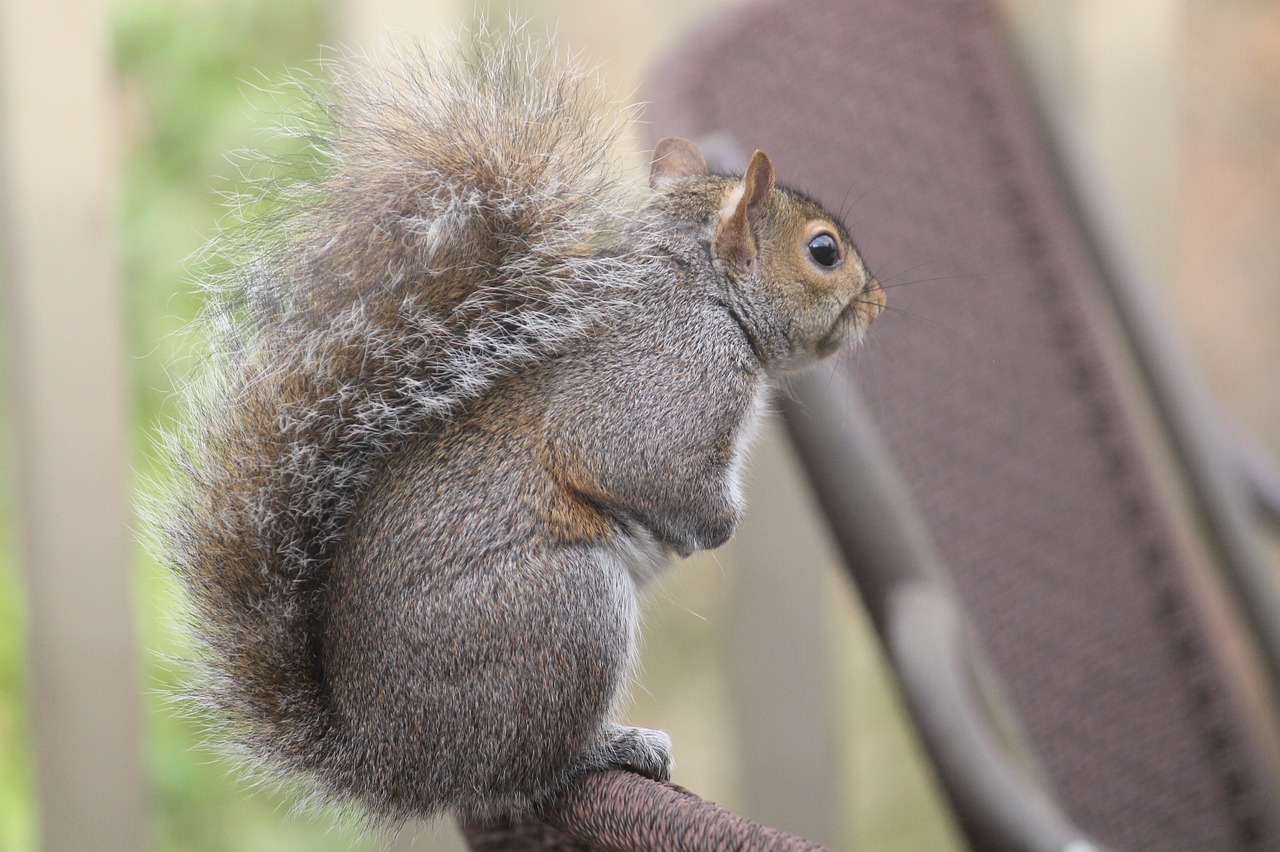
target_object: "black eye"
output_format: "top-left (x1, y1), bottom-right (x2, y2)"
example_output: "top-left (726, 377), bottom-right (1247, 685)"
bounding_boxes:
top-left (807, 232), bottom-right (841, 267)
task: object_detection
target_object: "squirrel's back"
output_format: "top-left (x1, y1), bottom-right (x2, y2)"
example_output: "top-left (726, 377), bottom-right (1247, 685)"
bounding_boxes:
top-left (152, 29), bottom-right (640, 814)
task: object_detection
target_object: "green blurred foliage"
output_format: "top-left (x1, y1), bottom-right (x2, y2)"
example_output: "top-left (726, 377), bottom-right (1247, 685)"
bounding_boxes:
top-left (118, 0), bottom-right (326, 432)
top-left (0, 535), bottom-right (33, 852)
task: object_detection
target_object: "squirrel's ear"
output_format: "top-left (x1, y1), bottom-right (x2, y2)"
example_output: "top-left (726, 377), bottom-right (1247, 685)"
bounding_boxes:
top-left (715, 149), bottom-right (775, 271)
top-left (650, 137), bottom-right (708, 189)
top-left (739, 150), bottom-right (775, 224)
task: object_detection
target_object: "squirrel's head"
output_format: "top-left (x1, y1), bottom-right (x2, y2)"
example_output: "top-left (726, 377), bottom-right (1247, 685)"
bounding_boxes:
top-left (649, 137), bottom-right (884, 373)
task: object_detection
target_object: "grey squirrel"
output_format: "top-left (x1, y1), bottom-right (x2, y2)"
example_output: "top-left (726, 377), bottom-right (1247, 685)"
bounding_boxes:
top-left (155, 30), bottom-right (883, 825)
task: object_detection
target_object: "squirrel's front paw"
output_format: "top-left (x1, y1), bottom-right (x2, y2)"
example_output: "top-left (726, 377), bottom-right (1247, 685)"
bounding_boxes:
top-left (601, 724), bottom-right (674, 782)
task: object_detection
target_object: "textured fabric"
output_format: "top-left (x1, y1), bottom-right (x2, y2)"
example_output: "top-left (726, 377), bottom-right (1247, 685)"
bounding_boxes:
top-left (459, 770), bottom-right (828, 851)
top-left (645, 0), bottom-right (1280, 850)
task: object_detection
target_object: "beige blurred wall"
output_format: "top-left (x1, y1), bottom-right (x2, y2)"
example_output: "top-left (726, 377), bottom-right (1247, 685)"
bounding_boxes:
top-left (1180, 0), bottom-right (1280, 464)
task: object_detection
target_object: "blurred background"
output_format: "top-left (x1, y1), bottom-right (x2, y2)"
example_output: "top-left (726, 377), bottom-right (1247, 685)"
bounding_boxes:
top-left (0, 0), bottom-right (1276, 850)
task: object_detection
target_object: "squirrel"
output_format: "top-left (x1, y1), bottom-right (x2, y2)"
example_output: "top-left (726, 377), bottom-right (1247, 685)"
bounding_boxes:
top-left (154, 29), bottom-right (884, 826)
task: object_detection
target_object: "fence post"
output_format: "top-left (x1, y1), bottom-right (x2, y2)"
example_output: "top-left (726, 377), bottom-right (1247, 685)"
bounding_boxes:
top-left (0, 0), bottom-right (150, 849)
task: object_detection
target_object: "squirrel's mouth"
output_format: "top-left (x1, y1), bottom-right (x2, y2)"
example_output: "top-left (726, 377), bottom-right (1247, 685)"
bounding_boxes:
top-left (830, 279), bottom-right (885, 348)
top-left (817, 291), bottom-right (878, 355)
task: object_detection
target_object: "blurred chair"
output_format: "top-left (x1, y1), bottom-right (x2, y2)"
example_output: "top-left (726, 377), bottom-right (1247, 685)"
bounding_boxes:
top-left (643, 0), bottom-right (1280, 850)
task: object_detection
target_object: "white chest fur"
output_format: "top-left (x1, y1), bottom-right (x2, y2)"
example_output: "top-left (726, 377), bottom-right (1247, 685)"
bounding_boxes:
top-left (610, 524), bottom-right (669, 587)
top-left (725, 384), bottom-right (771, 514)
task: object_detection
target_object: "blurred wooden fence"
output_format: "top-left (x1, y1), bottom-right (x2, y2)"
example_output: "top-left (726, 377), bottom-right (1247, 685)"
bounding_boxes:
top-left (0, 0), bottom-right (148, 850)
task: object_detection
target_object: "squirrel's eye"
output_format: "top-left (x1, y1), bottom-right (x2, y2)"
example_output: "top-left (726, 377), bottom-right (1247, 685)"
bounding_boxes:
top-left (807, 232), bottom-right (841, 268)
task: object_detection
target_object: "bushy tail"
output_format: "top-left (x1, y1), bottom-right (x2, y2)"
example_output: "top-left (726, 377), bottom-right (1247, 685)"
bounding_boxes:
top-left (151, 28), bottom-right (636, 807)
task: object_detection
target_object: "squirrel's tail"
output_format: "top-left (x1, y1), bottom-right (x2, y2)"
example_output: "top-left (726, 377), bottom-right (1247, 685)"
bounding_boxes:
top-left (151, 27), bottom-right (636, 813)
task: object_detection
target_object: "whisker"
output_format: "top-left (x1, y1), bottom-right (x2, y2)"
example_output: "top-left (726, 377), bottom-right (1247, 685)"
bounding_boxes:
top-left (874, 258), bottom-right (936, 285)
top-left (838, 182), bottom-right (857, 223)
top-left (840, 183), bottom-right (875, 226)
top-left (877, 303), bottom-right (953, 333)
top-left (878, 273), bottom-right (984, 290)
